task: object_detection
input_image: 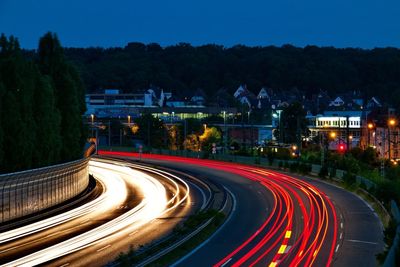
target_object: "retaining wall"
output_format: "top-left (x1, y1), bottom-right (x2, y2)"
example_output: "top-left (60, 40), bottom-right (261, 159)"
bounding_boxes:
top-left (0, 158), bottom-right (89, 223)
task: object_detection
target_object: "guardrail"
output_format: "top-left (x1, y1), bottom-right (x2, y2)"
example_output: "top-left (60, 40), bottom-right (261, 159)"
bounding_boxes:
top-left (383, 201), bottom-right (400, 267)
top-left (0, 158), bottom-right (89, 224)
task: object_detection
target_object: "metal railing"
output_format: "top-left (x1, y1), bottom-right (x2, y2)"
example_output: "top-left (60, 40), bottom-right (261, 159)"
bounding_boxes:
top-left (0, 158), bottom-right (89, 223)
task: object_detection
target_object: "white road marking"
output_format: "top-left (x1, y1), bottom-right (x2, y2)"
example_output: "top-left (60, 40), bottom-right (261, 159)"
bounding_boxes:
top-left (346, 239), bottom-right (378, 245)
top-left (340, 232), bottom-right (343, 239)
top-left (335, 244), bottom-right (340, 252)
top-left (221, 258), bottom-right (232, 267)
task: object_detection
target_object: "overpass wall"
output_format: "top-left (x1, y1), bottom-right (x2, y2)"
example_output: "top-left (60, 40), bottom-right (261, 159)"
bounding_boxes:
top-left (0, 158), bottom-right (89, 223)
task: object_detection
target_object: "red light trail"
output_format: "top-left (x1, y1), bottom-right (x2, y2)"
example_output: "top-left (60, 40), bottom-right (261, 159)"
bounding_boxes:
top-left (98, 151), bottom-right (338, 266)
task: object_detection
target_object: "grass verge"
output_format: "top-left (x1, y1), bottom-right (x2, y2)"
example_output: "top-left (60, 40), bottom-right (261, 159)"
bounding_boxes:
top-left (114, 210), bottom-right (225, 267)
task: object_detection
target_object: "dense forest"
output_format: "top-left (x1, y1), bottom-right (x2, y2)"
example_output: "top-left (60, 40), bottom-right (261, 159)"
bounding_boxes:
top-left (64, 43), bottom-right (400, 107)
top-left (0, 33), bottom-right (86, 173)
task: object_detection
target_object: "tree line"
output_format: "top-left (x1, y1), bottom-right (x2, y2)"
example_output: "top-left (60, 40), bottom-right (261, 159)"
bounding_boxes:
top-left (63, 43), bottom-right (400, 108)
top-left (0, 33), bottom-right (86, 173)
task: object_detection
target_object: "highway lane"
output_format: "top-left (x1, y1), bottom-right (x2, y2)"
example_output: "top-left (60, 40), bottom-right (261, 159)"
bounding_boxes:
top-left (0, 158), bottom-right (202, 266)
top-left (99, 151), bottom-right (383, 267)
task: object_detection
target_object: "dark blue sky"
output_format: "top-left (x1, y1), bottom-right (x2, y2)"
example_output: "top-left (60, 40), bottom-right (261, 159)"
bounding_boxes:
top-left (1, 0), bottom-right (399, 49)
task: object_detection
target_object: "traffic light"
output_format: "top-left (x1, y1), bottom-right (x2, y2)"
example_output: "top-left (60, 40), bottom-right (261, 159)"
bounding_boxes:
top-left (338, 144), bottom-right (345, 152)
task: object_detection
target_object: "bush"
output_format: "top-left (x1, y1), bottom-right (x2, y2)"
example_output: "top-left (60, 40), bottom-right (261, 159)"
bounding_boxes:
top-left (375, 180), bottom-right (400, 204)
top-left (319, 165), bottom-right (329, 179)
top-left (342, 172), bottom-right (356, 187)
top-left (299, 163), bottom-right (311, 175)
top-left (284, 161), bottom-right (290, 169)
top-left (289, 162), bottom-right (299, 172)
top-left (329, 167), bottom-right (337, 179)
top-left (267, 150), bottom-right (275, 166)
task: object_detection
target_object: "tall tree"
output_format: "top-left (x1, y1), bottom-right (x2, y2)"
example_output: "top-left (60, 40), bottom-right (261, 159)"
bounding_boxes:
top-left (0, 82), bottom-right (5, 166)
top-left (38, 32), bottom-right (85, 161)
top-left (278, 102), bottom-right (309, 144)
top-left (0, 35), bottom-right (36, 171)
top-left (135, 113), bottom-right (166, 148)
top-left (32, 74), bottom-right (62, 166)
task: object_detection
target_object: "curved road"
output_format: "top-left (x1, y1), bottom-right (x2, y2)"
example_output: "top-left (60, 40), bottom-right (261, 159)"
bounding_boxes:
top-left (99, 151), bottom-right (384, 267)
top-left (0, 158), bottom-right (203, 266)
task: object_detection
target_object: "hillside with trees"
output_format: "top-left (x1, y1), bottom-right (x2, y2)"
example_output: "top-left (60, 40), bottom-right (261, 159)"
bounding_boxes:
top-left (0, 33), bottom-right (86, 173)
top-left (64, 43), bottom-right (400, 107)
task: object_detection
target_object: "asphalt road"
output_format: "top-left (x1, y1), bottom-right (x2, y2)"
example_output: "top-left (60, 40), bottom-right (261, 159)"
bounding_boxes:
top-left (99, 151), bottom-right (384, 267)
top-left (0, 158), bottom-right (204, 267)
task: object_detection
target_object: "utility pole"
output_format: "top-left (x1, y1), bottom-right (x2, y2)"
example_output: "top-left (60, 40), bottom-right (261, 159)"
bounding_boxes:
top-left (108, 120), bottom-right (111, 146)
top-left (388, 125), bottom-right (391, 161)
top-left (296, 115), bottom-right (301, 156)
top-left (346, 115), bottom-right (350, 152)
top-left (320, 132), bottom-right (325, 166)
top-left (183, 118), bottom-right (187, 150)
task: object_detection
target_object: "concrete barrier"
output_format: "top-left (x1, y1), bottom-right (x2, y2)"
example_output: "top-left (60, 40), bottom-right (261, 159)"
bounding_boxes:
top-left (0, 158), bottom-right (89, 223)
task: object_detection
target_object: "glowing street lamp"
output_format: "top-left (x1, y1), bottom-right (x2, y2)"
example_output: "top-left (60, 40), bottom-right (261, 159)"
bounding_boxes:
top-left (388, 118), bottom-right (397, 160)
top-left (368, 123), bottom-right (374, 129)
top-left (330, 132), bottom-right (336, 139)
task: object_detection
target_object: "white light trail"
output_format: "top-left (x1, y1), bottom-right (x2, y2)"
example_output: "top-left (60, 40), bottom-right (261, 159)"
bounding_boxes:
top-left (2, 159), bottom-right (189, 266)
top-left (0, 163), bottom-right (127, 244)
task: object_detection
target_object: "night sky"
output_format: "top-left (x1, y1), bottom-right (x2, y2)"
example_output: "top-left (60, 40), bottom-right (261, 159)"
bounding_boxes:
top-left (1, 0), bottom-right (399, 49)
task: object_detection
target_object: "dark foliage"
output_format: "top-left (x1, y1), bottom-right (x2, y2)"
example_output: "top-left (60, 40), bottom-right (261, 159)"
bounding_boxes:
top-left (63, 43), bottom-right (400, 108)
top-left (0, 33), bottom-right (85, 173)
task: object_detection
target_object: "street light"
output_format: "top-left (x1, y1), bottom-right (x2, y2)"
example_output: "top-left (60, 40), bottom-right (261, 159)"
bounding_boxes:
top-left (330, 132), bottom-right (336, 139)
top-left (127, 115), bottom-right (131, 125)
top-left (388, 118), bottom-right (397, 160)
top-left (90, 114), bottom-right (95, 137)
top-left (223, 111), bottom-right (227, 154)
top-left (367, 123), bottom-right (374, 147)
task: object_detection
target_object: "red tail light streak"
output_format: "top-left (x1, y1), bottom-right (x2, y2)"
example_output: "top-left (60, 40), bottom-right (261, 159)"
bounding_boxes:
top-left (99, 151), bottom-right (338, 267)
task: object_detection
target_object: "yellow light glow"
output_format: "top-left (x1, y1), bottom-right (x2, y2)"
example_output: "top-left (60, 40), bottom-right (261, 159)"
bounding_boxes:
top-left (389, 119), bottom-right (396, 126)
top-left (330, 132), bottom-right (336, 138)
top-left (368, 123), bottom-right (374, 129)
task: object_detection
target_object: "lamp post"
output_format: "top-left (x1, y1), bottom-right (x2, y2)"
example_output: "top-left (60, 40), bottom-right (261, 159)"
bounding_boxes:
top-left (388, 118), bottom-right (397, 160)
top-left (223, 111), bottom-right (227, 154)
top-left (90, 114), bottom-right (94, 137)
top-left (367, 123), bottom-right (374, 147)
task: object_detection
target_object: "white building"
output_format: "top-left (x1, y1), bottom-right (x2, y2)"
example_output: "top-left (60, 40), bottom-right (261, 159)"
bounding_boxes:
top-left (307, 110), bottom-right (364, 149)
